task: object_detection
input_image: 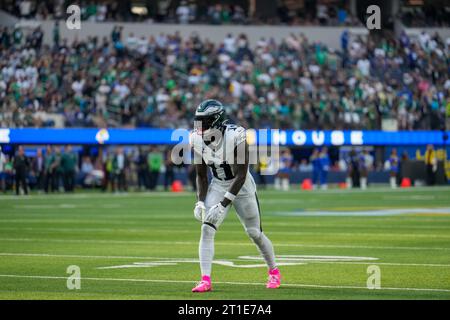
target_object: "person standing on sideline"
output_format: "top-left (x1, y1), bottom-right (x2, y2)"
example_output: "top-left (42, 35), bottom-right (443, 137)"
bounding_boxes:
top-left (136, 148), bottom-right (149, 190)
top-left (62, 145), bottom-right (78, 192)
top-left (164, 148), bottom-right (174, 191)
top-left (14, 146), bottom-right (29, 195)
top-left (0, 146), bottom-right (7, 193)
top-left (255, 155), bottom-right (268, 189)
top-left (319, 147), bottom-right (330, 190)
top-left (44, 145), bottom-right (54, 193)
top-left (310, 149), bottom-right (320, 189)
top-left (112, 147), bottom-right (127, 192)
top-left (148, 147), bottom-right (163, 191)
top-left (424, 144), bottom-right (437, 186)
top-left (51, 147), bottom-right (64, 192)
top-left (359, 149), bottom-right (374, 190)
top-left (33, 148), bottom-right (45, 192)
top-left (276, 149), bottom-right (292, 191)
top-left (389, 148), bottom-right (399, 189)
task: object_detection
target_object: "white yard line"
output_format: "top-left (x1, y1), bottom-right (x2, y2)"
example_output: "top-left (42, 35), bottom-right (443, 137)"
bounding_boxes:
top-left (0, 237), bottom-right (449, 251)
top-left (0, 252), bottom-right (449, 268)
top-left (0, 274), bottom-right (449, 293)
top-left (0, 192), bottom-right (193, 200)
top-left (0, 186), bottom-right (449, 201)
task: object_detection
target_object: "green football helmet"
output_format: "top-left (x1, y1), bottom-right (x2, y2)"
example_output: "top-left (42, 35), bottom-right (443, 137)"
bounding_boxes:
top-left (194, 99), bottom-right (227, 133)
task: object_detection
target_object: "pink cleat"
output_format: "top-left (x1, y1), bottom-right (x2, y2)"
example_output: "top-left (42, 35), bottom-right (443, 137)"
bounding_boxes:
top-left (266, 268), bottom-right (281, 289)
top-left (192, 275), bottom-right (212, 293)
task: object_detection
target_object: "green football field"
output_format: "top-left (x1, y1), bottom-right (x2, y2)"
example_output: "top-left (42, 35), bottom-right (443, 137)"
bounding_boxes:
top-left (0, 186), bottom-right (450, 300)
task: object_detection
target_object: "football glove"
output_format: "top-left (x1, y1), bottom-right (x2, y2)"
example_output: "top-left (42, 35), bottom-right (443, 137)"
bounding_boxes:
top-left (205, 203), bottom-right (226, 226)
top-left (193, 201), bottom-right (206, 222)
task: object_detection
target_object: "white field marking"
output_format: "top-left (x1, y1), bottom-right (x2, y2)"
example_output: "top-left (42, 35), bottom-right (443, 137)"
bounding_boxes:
top-left (0, 274), bottom-right (449, 293)
top-left (258, 186), bottom-right (450, 194)
top-left (1, 252), bottom-right (449, 268)
top-left (13, 203), bottom-right (122, 209)
top-left (0, 252), bottom-right (304, 263)
top-left (260, 199), bottom-right (319, 204)
top-left (0, 186), bottom-right (448, 201)
top-left (0, 238), bottom-right (449, 251)
top-left (274, 207), bottom-right (450, 217)
top-left (263, 222), bottom-right (450, 230)
top-left (97, 255), bottom-right (377, 269)
top-left (1, 221), bottom-right (449, 233)
top-left (382, 195), bottom-right (437, 201)
top-left (97, 260), bottom-right (303, 269)
top-left (2, 224), bottom-right (450, 238)
top-left (0, 192), bottom-right (193, 201)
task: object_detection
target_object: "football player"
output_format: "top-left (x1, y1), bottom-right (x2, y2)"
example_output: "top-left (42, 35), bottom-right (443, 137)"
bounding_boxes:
top-left (190, 99), bottom-right (281, 293)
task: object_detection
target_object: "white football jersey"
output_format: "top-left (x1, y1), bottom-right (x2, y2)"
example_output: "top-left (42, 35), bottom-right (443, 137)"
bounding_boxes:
top-left (190, 124), bottom-right (247, 181)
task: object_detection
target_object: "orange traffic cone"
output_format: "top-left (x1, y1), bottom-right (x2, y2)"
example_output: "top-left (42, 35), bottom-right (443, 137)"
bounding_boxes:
top-left (400, 177), bottom-right (411, 188)
top-left (171, 180), bottom-right (184, 192)
top-left (301, 179), bottom-right (313, 190)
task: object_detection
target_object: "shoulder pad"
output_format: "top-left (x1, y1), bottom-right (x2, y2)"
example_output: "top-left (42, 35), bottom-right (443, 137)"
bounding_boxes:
top-left (225, 125), bottom-right (246, 146)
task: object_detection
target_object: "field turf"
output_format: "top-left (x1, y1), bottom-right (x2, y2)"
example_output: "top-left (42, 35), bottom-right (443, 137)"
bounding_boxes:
top-left (0, 186), bottom-right (449, 300)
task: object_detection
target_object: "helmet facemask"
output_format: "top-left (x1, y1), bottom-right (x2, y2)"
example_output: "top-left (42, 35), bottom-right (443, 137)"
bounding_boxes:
top-left (194, 112), bottom-right (225, 142)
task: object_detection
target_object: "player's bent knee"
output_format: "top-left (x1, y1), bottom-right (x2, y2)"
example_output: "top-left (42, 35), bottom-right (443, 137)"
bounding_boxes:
top-left (246, 227), bottom-right (261, 240)
top-left (202, 222), bottom-right (217, 234)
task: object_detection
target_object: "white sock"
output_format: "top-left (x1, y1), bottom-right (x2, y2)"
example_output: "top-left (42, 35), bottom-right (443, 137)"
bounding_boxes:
top-left (346, 177), bottom-right (352, 189)
top-left (282, 178), bottom-right (289, 191)
top-left (390, 177), bottom-right (397, 189)
top-left (199, 224), bottom-right (216, 277)
top-left (360, 177), bottom-right (367, 189)
top-left (274, 177), bottom-right (281, 190)
top-left (321, 184), bottom-right (328, 190)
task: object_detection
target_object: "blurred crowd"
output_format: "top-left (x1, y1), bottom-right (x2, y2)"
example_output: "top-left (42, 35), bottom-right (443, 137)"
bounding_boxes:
top-left (0, 23), bottom-right (448, 131)
top-left (1, 144), bottom-right (442, 195)
top-left (3, 0), bottom-right (361, 26)
top-left (5, 0), bottom-right (448, 27)
top-left (0, 144), bottom-right (193, 194)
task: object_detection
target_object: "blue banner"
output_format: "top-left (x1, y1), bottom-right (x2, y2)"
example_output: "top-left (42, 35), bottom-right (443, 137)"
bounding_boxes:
top-left (0, 128), bottom-right (446, 146)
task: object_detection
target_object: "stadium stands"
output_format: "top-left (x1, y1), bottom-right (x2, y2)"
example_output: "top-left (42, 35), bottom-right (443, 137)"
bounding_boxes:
top-left (0, 24), bottom-right (448, 131)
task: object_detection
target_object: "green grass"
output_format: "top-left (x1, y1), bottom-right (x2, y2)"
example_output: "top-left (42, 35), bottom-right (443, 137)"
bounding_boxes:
top-left (0, 186), bottom-right (450, 299)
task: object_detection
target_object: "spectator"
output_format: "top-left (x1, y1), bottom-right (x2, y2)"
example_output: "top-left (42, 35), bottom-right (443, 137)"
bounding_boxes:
top-left (13, 146), bottom-right (29, 195)
top-left (388, 148), bottom-right (399, 189)
top-left (0, 146), bottom-right (6, 193)
top-left (276, 149), bottom-right (292, 191)
top-left (148, 147), bottom-right (163, 190)
top-left (62, 145), bottom-right (78, 192)
top-left (102, 152), bottom-right (114, 191)
top-left (80, 156), bottom-right (94, 187)
top-left (299, 159), bottom-right (313, 172)
top-left (44, 146), bottom-right (54, 193)
top-left (176, 1), bottom-right (190, 24)
top-left (310, 149), bottom-right (321, 189)
top-left (359, 149), bottom-right (374, 190)
top-left (0, 26), bottom-right (448, 132)
top-left (424, 144), bottom-right (437, 186)
top-left (346, 149), bottom-right (360, 189)
top-left (255, 155), bottom-right (269, 189)
top-left (319, 147), bottom-right (330, 190)
top-left (52, 21), bottom-right (60, 48)
top-left (50, 147), bottom-right (64, 192)
top-left (164, 148), bottom-right (175, 191)
top-left (112, 147), bottom-right (127, 192)
top-left (32, 148), bottom-right (45, 192)
top-left (136, 148), bottom-right (149, 190)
